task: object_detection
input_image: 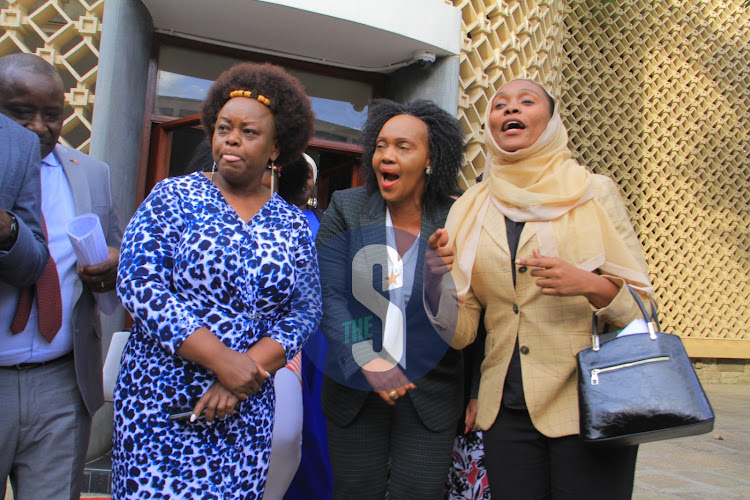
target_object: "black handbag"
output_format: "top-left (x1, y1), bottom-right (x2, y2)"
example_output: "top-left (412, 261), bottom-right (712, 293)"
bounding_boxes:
top-left (576, 286), bottom-right (714, 447)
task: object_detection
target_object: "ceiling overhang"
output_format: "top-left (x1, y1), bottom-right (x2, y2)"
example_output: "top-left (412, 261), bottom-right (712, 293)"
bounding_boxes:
top-left (140, 0), bottom-right (462, 73)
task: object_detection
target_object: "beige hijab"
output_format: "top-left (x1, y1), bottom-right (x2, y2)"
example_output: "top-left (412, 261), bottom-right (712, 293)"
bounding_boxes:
top-left (446, 86), bottom-right (652, 297)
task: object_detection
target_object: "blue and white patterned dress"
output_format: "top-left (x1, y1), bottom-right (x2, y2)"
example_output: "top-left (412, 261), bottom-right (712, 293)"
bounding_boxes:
top-left (112, 172), bottom-right (322, 499)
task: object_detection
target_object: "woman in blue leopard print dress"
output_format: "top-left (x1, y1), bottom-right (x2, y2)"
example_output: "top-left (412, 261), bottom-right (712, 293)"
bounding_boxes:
top-left (112, 62), bottom-right (319, 499)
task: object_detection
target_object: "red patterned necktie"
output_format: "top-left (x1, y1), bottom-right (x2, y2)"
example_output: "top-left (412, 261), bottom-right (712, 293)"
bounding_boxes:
top-left (10, 217), bottom-right (63, 342)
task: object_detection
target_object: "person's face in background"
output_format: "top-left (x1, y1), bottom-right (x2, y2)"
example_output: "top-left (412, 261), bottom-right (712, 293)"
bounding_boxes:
top-left (299, 163), bottom-right (315, 209)
top-left (488, 79), bottom-right (553, 153)
top-left (0, 69), bottom-right (64, 158)
top-left (212, 96), bottom-right (279, 189)
top-left (371, 114), bottom-right (430, 209)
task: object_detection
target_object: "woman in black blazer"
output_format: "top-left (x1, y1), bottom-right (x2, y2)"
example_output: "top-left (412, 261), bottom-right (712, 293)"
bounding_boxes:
top-left (314, 99), bottom-right (466, 499)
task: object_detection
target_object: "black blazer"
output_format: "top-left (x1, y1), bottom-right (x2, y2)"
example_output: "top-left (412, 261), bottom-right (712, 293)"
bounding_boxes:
top-left (316, 187), bottom-right (463, 432)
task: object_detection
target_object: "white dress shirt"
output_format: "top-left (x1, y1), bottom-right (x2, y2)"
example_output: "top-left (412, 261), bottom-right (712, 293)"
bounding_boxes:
top-left (382, 208), bottom-right (419, 368)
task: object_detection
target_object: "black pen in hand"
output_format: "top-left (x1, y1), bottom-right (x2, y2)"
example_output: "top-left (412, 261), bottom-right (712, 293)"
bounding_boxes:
top-left (167, 410), bottom-right (202, 422)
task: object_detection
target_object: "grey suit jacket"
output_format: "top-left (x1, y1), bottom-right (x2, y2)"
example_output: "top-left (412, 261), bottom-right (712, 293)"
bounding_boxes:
top-left (0, 113), bottom-right (49, 286)
top-left (53, 144), bottom-right (123, 415)
top-left (317, 187), bottom-right (463, 432)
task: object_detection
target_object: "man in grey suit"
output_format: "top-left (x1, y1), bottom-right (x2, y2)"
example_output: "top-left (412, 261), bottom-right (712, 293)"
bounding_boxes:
top-left (0, 112), bottom-right (49, 286)
top-left (0, 53), bottom-right (123, 500)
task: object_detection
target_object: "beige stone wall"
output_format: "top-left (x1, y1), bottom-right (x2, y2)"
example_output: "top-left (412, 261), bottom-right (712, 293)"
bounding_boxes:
top-left (694, 359), bottom-right (750, 385)
top-left (454, 0), bottom-right (750, 357)
top-left (0, 0), bottom-right (103, 152)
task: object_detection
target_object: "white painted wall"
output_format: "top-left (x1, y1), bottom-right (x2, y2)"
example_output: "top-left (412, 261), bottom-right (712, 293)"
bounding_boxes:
top-left (265, 0), bottom-right (462, 55)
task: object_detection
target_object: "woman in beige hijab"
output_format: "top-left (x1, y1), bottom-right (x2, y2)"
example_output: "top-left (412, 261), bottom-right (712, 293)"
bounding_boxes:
top-left (430, 79), bottom-right (652, 499)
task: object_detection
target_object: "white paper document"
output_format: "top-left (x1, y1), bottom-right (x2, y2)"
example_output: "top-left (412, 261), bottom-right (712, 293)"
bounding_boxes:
top-left (66, 213), bottom-right (119, 315)
top-left (616, 318), bottom-right (649, 337)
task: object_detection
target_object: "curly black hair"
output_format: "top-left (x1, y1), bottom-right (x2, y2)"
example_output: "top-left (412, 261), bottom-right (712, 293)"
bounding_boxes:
top-left (201, 62), bottom-right (315, 166)
top-left (278, 154), bottom-right (313, 207)
top-left (361, 99), bottom-right (465, 206)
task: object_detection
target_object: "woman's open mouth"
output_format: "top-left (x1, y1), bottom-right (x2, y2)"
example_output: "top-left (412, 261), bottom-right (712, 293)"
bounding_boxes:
top-left (502, 120), bottom-right (526, 134)
top-left (380, 170), bottom-right (400, 189)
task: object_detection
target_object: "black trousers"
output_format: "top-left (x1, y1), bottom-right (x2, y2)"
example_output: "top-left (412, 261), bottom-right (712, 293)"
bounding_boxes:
top-left (326, 392), bottom-right (455, 500)
top-left (483, 405), bottom-right (638, 500)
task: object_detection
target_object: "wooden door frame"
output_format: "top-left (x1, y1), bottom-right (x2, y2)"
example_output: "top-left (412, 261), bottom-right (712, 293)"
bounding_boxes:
top-left (143, 115), bottom-right (202, 199)
top-left (135, 34), bottom-right (383, 208)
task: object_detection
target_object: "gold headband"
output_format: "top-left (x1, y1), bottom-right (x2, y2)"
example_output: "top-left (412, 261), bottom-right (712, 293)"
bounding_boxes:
top-left (228, 90), bottom-right (271, 107)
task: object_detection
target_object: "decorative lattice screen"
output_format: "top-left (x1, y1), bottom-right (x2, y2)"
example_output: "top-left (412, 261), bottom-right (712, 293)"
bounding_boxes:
top-left (0, 0), bottom-right (103, 152)
top-left (454, 0), bottom-right (750, 343)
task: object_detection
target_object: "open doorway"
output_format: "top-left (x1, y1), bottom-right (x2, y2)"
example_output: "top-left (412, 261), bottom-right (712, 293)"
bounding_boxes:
top-left (141, 114), bottom-right (363, 210)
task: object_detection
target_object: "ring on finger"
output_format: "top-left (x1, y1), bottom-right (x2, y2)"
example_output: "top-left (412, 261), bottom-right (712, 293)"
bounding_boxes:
top-left (388, 390), bottom-right (398, 399)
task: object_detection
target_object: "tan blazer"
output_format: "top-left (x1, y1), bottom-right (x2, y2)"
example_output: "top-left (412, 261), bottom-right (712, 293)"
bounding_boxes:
top-left (449, 174), bottom-right (649, 438)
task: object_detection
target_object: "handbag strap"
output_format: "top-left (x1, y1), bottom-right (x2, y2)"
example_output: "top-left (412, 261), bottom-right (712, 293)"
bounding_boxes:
top-left (590, 314), bottom-right (617, 350)
top-left (650, 299), bottom-right (661, 332)
top-left (590, 285), bottom-right (660, 350)
top-left (626, 285), bottom-right (659, 340)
